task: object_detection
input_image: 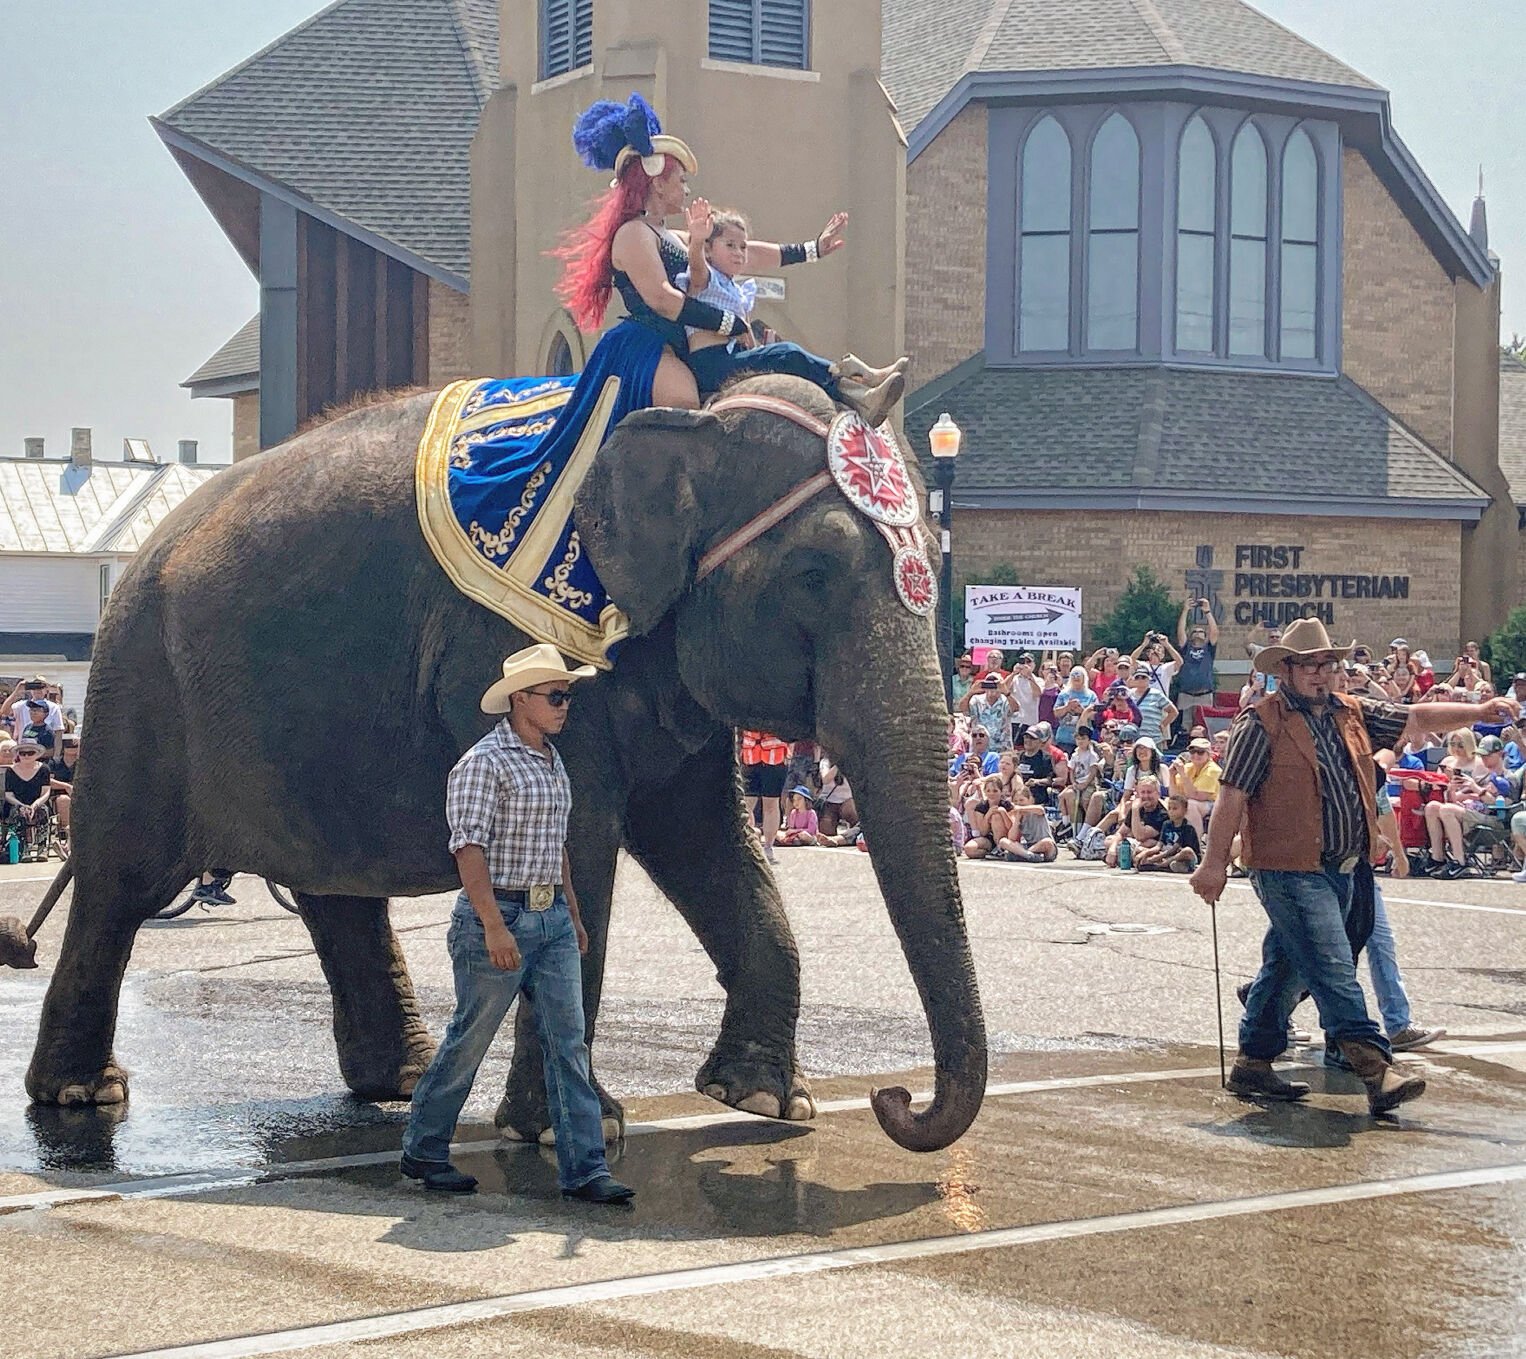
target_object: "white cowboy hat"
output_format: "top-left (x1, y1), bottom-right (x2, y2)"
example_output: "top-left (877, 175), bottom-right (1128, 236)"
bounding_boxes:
top-left (1252, 618), bottom-right (1354, 673)
top-left (481, 644), bottom-right (597, 714)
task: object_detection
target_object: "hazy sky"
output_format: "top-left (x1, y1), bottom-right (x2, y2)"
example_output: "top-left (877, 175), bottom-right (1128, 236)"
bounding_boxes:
top-left (2, 0), bottom-right (1521, 464)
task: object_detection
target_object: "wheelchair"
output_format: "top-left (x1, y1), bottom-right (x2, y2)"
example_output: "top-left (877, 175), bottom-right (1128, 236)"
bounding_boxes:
top-left (4, 804), bottom-right (63, 863)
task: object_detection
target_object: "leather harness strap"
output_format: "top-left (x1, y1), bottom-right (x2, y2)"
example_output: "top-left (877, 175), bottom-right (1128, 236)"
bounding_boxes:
top-left (694, 395), bottom-right (837, 583)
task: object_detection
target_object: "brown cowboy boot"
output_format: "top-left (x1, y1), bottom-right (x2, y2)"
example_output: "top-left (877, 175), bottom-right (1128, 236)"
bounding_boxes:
top-left (1226, 1056), bottom-right (1310, 1102)
top-left (836, 370), bottom-right (905, 428)
top-left (832, 353), bottom-right (910, 385)
top-left (1337, 1040), bottom-right (1426, 1115)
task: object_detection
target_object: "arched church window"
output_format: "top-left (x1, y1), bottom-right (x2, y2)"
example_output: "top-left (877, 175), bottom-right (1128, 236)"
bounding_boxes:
top-left (547, 333), bottom-right (575, 377)
top-left (1280, 128), bottom-right (1319, 360)
top-left (1228, 123), bottom-right (1269, 357)
top-left (1175, 115), bottom-right (1216, 354)
top-left (1018, 116), bottom-right (1072, 352)
top-left (1086, 113), bottom-right (1140, 351)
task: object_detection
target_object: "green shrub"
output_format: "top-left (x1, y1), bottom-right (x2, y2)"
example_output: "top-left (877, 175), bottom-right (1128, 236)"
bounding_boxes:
top-left (1090, 567), bottom-right (1178, 652)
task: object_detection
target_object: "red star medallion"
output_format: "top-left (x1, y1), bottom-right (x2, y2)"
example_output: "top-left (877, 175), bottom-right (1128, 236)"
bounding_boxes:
top-left (893, 545), bottom-right (937, 616)
top-left (827, 413), bottom-right (919, 528)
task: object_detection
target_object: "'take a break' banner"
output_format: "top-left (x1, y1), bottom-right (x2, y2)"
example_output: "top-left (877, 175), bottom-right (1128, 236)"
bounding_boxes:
top-left (965, 585), bottom-right (1081, 651)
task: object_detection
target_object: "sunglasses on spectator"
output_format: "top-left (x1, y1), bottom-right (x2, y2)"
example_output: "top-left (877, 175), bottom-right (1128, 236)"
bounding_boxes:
top-left (528, 687), bottom-right (574, 707)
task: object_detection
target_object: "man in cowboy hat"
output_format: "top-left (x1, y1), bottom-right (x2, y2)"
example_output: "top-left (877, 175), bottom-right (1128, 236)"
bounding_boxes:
top-left (1192, 618), bottom-right (1519, 1114)
top-left (401, 644), bottom-right (634, 1204)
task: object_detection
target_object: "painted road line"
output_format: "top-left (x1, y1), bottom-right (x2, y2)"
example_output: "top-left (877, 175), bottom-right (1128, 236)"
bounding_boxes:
top-left (114, 1158), bottom-right (1526, 1359)
top-left (9, 1046), bottom-right (1526, 1218)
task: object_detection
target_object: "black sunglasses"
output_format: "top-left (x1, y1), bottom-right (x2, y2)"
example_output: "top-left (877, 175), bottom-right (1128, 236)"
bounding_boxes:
top-left (529, 688), bottom-right (573, 708)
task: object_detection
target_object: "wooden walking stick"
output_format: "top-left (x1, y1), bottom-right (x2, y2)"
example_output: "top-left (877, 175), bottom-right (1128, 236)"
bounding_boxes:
top-left (1209, 899), bottom-right (1227, 1088)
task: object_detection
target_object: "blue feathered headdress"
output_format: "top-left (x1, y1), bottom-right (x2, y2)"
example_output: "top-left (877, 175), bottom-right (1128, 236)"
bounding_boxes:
top-left (572, 92), bottom-right (662, 172)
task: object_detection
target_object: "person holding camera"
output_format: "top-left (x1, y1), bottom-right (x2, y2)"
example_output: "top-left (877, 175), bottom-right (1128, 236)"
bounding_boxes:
top-left (1175, 598), bottom-right (1219, 725)
top-left (1130, 630), bottom-right (1182, 701)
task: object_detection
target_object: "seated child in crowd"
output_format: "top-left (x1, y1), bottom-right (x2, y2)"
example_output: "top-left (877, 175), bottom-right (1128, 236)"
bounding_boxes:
top-left (963, 775), bottom-right (1013, 860)
top-left (1134, 793), bottom-right (1201, 873)
top-left (680, 205), bottom-right (906, 420)
top-left (997, 783), bottom-right (1058, 863)
top-left (1058, 725), bottom-right (1103, 827)
top-left (776, 786), bottom-right (820, 847)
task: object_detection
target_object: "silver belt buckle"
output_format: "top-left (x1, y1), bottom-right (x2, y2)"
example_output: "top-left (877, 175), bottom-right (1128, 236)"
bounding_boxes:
top-left (528, 883), bottom-right (555, 912)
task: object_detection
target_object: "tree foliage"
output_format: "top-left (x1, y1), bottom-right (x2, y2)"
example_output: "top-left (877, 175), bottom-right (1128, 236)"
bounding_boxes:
top-left (1484, 605), bottom-right (1526, 678)
top-left (1504, 334), bottom-right (1526, 363)
top-left (1089, 566), bottom-right (1179, 651)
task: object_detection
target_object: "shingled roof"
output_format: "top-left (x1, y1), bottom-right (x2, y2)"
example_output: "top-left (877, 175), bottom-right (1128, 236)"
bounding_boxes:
top-left (882, 0), bottom-right (1380, 132)
top-left (183, 316), bottom-right (260, 393)
top-left (903, 364), bottom-right (1487, 515)
top-left (1500, 352), bottom-right (1526, 508)
top-left (156, 0), bottom-right (498, 282)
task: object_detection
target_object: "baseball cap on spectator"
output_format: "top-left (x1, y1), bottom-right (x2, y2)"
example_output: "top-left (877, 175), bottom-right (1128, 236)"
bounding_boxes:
top-left (956, 654), bottom-right (972, 668)
top-left (1413, 649), bottom-right (1432, 669)
top-left (1479, 736), bottom-right (1505, 755)
top-left (980, 674), bottom-right (999, 688)
top-left (1131, 665), bottom-right (1152, 679)
top-left (1188, 737), bottom-right (1212, 752)
top-left (1132, 735), bottom-right (1159, 753)
top-left (1514, 672), bottom-right (1526, 683)
top-left (1016, 653), bottom-right (1034, 665)
top-left (1389, 638), bottom-right (1408, 650)
top-left (788, 784), bottom-right (813, 797)
top-left (1031, 721), bottom-right (1054, 743)
top-left (1117, 724), bottom-right (1140, 743)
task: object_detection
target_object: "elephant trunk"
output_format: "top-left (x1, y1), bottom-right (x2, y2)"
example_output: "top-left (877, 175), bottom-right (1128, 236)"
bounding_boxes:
top-left (818, 630), bottom-right (987, 1153)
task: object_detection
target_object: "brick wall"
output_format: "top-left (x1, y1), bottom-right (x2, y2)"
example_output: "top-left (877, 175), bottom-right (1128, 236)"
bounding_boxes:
top-left (428, 280), bottom-right (473, 385)
top-left (905, 104), bottom-right (987, 391)
top-left (1341, 149), bottom-right (1454, 455)
top-left (954, 508), bottom-right (1463, 662)
top-left (232, 393), bottom-right (259, 462)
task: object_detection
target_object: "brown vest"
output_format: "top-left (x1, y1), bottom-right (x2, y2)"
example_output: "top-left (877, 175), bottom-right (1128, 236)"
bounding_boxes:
top-left (1241, 691), bottom-right (1380, 872)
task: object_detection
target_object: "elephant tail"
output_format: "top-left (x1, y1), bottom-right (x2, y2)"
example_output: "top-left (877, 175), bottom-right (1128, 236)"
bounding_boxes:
top-left (0, 859), bottom-right (73, 969)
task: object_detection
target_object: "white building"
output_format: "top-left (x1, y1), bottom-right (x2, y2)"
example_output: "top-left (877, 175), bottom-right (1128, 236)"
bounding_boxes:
top-left (0, 430), bottom-right (222, 718)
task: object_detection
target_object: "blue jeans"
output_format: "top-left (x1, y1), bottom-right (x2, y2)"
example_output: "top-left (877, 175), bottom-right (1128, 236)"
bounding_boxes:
top-left (1239, 865), bottom-right (1390, 1061)
top-left (403, 892), bottom-right (609, 1192)
top-left (1365, 886), bottom-right (1411, 1036)
top-left (687, 340), bottom-right (839, 399)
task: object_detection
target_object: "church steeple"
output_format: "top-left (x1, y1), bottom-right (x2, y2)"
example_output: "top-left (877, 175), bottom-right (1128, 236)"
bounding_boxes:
top-left (1469, 166), bottom-right (1489, 251)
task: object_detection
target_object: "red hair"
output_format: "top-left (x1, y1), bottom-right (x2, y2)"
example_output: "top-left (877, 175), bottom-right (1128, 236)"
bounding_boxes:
top-left (552, 155), bottom-right (676, 333)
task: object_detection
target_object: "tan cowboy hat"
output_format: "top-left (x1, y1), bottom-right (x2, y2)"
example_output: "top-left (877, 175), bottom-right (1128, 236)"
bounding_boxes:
top-left (481, 644), bottom-right (597, 714)
top-left (1252, 618), bottom-right (1354, 673)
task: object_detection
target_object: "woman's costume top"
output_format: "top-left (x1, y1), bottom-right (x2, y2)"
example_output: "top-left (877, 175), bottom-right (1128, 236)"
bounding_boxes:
top-left (613, 228), bottom-right (691, 354)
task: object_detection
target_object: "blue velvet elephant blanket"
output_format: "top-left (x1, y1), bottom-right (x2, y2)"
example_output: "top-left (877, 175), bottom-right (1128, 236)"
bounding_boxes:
top-left (415, 374), bottom-right (633, 669)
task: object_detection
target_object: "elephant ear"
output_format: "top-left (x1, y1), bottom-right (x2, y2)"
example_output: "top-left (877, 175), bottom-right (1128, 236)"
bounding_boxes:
top-left (577, 406), bottom-right (721, 637)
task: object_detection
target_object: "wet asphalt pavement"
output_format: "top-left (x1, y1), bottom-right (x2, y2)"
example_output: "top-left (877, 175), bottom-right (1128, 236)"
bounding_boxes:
top-left (3, 851), bottom-right (1526, 1357)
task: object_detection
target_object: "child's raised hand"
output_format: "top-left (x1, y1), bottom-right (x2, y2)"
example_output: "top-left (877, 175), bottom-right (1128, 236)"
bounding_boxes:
top-left (817, 211), bottom-right (849, 256)
top-left (686, 198), bottom-right (713, 237)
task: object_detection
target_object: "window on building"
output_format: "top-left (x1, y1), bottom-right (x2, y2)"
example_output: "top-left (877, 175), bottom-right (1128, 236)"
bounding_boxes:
top-left (548, 333), bottom-right (575, 377)
top-left (1228, 124), bottom-right (1268, 357)
top-left (98, 564), bottom-right (111, 617)
top-left (709, 0), bottom-right (810, 68)
top-left (1086, 113), bottom-right (1140, 351)
top-left (1018, 116), bottom-right (1072, 352)
top-left (540, 0), bottom-right (593, 80)
top-left (1175, 115), bottom-right (1217, 354)
top-left (1280, 128), bottom-right (1319, 361)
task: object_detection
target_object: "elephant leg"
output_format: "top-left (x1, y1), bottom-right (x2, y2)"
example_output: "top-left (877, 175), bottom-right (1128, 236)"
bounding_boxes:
top-left (496, 807), bottom-right (624, 1144)
top-left (28, 858), bottom-right (186, 1107)
top-left (293, 893), bottom-right (436, 1101)
top-left (623, 742), bottom-right (814, 1124)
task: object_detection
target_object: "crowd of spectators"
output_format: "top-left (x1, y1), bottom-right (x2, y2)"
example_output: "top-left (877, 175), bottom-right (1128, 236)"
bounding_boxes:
top-left (943, 609), bottom-right (1526, 883)
top-left (1, 676), bottom-right (78, 860)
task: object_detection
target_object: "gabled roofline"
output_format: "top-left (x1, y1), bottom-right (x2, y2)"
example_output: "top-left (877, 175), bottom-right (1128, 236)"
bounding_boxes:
top-left (907, 66), bottom-right (1494, 290)
top-left (152, 120), bottom-right (470, 291)
top-left (184, 374), bottom-right (259, 399)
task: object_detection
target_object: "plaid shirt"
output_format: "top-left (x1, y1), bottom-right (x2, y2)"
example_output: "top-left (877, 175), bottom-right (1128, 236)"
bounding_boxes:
top-left (1220, 693), bottom-right (1407, 862)
top-left (445, 720), bottom-right (571, 888)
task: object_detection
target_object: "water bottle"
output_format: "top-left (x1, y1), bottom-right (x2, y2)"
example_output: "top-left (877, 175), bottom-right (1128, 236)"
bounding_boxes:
top-left (1118, 839), bottom-right (1134, 871)
top-left (5, 829), bottom-right (18, 865)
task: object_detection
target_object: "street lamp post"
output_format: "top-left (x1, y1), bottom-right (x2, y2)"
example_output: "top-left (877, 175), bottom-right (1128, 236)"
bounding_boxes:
top-left (927, 412), bottom-right (962, 709)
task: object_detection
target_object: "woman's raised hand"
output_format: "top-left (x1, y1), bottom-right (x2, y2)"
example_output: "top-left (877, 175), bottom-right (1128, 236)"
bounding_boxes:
top-left (686, 197), bottom-right (713, 236)
top-left (817, 211), bottom-right (850, 256)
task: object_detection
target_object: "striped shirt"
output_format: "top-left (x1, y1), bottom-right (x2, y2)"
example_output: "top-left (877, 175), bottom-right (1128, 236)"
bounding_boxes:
top-left (445, 720), bottom-right (571, 888)
top-left (1135, 688), bottom-right (1171, 743)
top-left (1220, 694), bottom-right (1407, 862)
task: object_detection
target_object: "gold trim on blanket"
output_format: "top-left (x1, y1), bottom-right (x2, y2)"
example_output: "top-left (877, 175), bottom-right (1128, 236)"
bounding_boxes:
top-left (416, 378), bottom-right (630, 670)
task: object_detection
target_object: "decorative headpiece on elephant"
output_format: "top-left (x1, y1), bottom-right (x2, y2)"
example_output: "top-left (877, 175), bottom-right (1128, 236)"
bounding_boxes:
top-left (16, 373), bottom-right (987, 1157)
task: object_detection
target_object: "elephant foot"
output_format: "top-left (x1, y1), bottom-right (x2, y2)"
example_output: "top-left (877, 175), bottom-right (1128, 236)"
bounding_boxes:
top-left (495, 1078), bottom-right (625, 1145)
top-left (340, 1034), bottom-right (435, 1103)
top-left (27, 1059), bottom-right (129, 1107)
top-left (697, 1051), bottom-right (815, 1123)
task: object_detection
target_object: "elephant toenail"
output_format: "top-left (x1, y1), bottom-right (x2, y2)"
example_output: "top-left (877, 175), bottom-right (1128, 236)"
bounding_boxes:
top-left (702, 1083), bottom-right (728, 1103)
top-left (537, 1127), bottom-right (557, 1146)
top-left (736, 1092), bottom-right (782, 1118)
top-left (785, 1096), bottom-right (814, 1121)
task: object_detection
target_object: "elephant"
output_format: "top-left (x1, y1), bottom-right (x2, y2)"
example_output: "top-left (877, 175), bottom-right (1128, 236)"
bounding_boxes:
top-left (23, 373), bottom-right (987, 1154)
